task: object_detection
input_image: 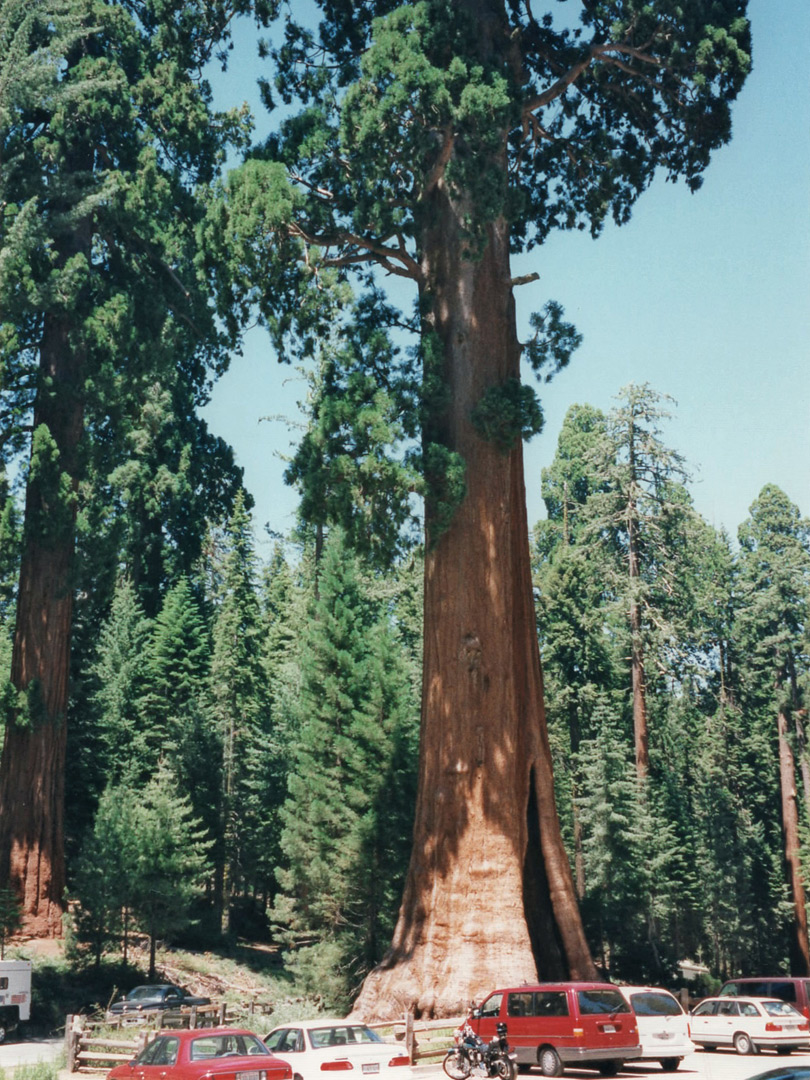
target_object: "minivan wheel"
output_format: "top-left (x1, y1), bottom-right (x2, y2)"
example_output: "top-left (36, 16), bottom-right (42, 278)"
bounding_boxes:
top-left (539, 1047), bottom-right (563, 1077)
top-left (733, 1033), bottom-right (754, 1055)
top-left (660, 1059), bottom-right (681, 1071)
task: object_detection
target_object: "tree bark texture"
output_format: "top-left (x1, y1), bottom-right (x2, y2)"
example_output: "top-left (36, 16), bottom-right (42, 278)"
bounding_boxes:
top-left (353, 169), bottom-right (595, 1019)
top-left (777, 707), bottom-right (810, 975)
top-left (0, 297), bottom-right (84, 936)
top-left (627, 438), bottom-right (649, 778)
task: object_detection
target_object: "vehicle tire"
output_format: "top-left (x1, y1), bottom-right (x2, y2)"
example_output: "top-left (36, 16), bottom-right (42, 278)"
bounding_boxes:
top-left (0, 1010), bottom-right (15, 1046)
top-left (538, 1047), bottom-right (563, 1077)
top-left (597, 1062), bottom-right (621, 1076)
top-left (443, 1050), bottom-right (472, 1080)
top-left (494, 1057), bottom-right (517, 1080)
top-left (660, 1059), bottom-right (682, 1071)
top-left (733, 1032), bottom-right (754, 1055)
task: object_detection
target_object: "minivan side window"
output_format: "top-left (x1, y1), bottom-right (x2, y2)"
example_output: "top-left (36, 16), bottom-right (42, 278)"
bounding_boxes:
top-left (507, 994), bottom-right (533, 1017)
top-left (480, 994), bottom-right (503, 1018)
top-left (577, 990), bottom-right (630, 1015)
top-left (535, 992), bottom-right (569, 1017)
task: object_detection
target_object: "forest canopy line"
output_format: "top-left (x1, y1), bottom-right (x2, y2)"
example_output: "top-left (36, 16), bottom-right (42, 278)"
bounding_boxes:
top-left (3, 0), bottom-right (795, 1020)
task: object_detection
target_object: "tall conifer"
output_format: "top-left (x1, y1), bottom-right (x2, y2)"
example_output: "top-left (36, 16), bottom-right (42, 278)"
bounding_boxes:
top-left (274, 530), bottom-right (418, 1009)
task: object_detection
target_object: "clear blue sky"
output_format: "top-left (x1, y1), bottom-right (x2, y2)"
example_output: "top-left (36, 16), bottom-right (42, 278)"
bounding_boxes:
top-left (202, 0), bottom-right (810, 554)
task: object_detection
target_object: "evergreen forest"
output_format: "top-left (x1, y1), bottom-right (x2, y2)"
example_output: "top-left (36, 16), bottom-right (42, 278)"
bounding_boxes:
top-left (4, 0), bottom-right (805, 1021)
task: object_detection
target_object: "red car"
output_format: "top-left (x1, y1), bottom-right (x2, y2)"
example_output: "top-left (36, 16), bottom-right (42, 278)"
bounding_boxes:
top-left (107, 1028), bottom-right (292, 1080)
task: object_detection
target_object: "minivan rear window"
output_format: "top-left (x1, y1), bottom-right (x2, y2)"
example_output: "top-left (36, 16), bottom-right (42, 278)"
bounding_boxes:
top-left (629, 992), bottom-right (682, 1017)
top-left (577, 990), bottom-right (631, 1015)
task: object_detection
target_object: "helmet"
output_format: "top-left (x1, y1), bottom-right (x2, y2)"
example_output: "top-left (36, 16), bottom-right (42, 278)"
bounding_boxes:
top-left (496, 1022), bottom-right (508, 1037)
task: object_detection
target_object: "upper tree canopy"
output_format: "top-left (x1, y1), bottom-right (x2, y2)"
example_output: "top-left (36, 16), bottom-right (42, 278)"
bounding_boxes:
top-left (212, 0), bottom-right (751, 522)
top-left (219, 0), bottom-right (750, 310)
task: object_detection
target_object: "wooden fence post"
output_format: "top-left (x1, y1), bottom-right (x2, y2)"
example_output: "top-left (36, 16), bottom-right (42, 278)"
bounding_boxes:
top-left (404, 1012), bottom-right (414, 1064)
top-left (65, 1015), bottom-right (76, 1073)
top-left (218, 1002), bottom-right (227, 1027)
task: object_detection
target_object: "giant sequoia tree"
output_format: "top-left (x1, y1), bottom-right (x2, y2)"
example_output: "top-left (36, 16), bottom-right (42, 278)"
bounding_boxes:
top-left (0, 0), bottom-right (248, 932)
top-left (216, 0), bottom-right (750, 1015)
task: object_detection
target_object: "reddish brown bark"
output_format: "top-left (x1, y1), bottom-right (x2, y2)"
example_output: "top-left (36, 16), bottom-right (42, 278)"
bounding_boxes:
top-left (627, 431), bottom-right (649, 778)
top-left (0, 297), bottom-right (84, 937)
top-left (777, 707), bottom-right (810, 975)
top-left (353, 159), bottom-right (595, 1018)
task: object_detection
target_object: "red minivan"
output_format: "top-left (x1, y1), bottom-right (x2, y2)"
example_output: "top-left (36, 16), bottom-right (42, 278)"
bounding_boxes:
top-left (469, 983), bottom-right (641, 1077)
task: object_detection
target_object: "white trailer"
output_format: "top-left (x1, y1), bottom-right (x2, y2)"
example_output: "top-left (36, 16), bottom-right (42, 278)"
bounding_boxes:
top-left (0, 959), bottom-right (32, 1043)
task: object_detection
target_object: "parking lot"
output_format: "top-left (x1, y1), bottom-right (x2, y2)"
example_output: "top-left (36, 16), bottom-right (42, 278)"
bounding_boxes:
top-left (414, 1050), bottom-right (810, 1080)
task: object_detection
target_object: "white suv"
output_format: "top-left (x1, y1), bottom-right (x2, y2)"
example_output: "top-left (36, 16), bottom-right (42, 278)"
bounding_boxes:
top-left (618, 987), bottom-right (695, 1071)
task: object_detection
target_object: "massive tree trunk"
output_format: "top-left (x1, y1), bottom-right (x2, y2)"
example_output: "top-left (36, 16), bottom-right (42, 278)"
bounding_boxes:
top-left (777, 705), bottom-right (810, 974)
top-left (353, 158), bottom-right (595, 1019)
top-left (0, 266), bottom-right (85, 935)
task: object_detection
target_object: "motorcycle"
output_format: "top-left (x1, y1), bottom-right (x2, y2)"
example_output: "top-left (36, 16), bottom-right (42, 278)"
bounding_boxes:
top-left (443, 1021), bottom-right (518, 1080)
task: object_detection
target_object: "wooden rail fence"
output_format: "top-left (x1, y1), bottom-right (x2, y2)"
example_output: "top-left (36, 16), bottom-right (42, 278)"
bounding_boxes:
top-left (65, 1011), bottom-right (462, 1073)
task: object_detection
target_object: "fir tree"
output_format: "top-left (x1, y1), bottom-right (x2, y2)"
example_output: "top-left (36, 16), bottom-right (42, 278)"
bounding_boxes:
top-left (274, 530), bottom-right (418, 1010)
top-left (128, 763), bottom-right (213, 977)
top-left (209, 490), bottom-right (272, 930)
top-left (736, 485), bottom-right (810, 973)
top-left (139, 578), bottom-right (218, 854)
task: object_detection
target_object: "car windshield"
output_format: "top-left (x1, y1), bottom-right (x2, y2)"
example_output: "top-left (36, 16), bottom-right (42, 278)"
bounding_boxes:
top-left (307, 1026), bottom-right (383, 1048)
top-left (629, 992), bottom-right (682, 1017)
top-left (577, 990), bottom-right (631, 1015)
top-left (190, 1034), bottom-right (269, 1060)
top-left (129, 987), bottom-right (165, 1000)
top-left (762, 1001), bottom-right (803, 1017)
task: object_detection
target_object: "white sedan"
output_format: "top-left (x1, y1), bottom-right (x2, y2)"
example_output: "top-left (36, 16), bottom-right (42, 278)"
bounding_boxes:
top-left (690, 996), bottom-right (810, 1055)
top-left (264, 1020), bottom-right (411, 1080)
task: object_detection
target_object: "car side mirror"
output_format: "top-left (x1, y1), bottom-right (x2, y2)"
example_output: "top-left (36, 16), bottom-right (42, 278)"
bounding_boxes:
top-left (470, 1008), bottom-right (481, 1020)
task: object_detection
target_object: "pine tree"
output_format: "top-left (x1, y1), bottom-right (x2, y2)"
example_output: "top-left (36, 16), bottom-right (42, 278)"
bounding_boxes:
top-left (128, 763), bottom-right (213, 977)
top-left (581, 385), bottom-right (694, 776)
top-left (90, 579), bottom-right (152, 786)
top-left (274, 530), bottom-right (418, 1010)
top-left (209, 490), bottom-right (272, 930)
top-left (139, 578), bottom-right (218, 854)
top-left (736, 485), bottom-right (810, 974)
top-left (577, 703), bottom-right (689, 982)
top-left (71, 785), bottom-right (139, 965)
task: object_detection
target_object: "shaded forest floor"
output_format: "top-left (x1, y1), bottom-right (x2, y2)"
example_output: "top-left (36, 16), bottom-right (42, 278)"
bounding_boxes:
top-left (10, 937), bottom-right (318, 1039)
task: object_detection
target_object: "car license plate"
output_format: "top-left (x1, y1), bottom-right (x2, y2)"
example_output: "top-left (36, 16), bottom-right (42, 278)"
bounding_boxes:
top-left (237, 1071), bottom-right (262, 1080)
top-left (602, 1025), bottom-right (616, 1033)
top-left (654, 1033), bottom-right (673, 1040)
top-left (361, 1066), bottom-right (380, 1074)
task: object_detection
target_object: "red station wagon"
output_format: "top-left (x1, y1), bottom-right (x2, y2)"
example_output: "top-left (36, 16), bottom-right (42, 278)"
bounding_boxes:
top-left (469, 983), bottom-right (641, 1077)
